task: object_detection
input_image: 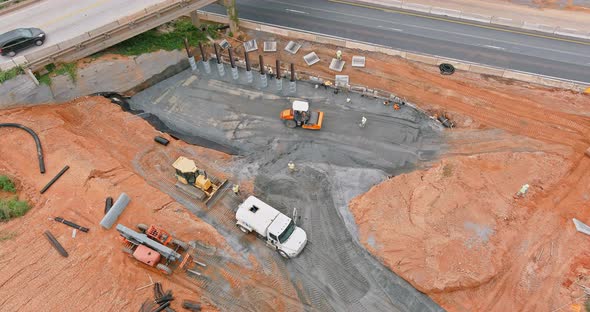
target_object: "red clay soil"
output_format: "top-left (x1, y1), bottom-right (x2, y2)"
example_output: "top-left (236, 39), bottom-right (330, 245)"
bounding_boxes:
top-left (233, 31), bottom-right (590, 310)
top-left (0, 97), bottom-right (298, 311)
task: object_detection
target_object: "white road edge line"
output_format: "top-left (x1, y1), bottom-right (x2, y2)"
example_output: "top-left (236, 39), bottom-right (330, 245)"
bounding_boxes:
top-left (377, 25), bottom-right (403, 32)
top-left (285, 9), bottom-right (309, 15)
top-left (482, 45), bottom-right (506, 50)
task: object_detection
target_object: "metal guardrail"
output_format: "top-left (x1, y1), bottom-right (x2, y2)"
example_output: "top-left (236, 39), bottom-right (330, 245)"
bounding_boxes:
top-left (3, 0), bottom-right (216, 72)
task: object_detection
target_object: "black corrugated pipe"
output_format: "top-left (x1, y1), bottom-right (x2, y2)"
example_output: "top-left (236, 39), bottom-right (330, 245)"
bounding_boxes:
top-left (213, 43), bottom-right (221, 64)
top-left (290, 63), bottom-right (295, 82)
top-left (244, 50), bottom-right (251, 71)
top-left (259, 55), bottom-right (265, 74)
top-left (44, 230), bottom-right (68, 257)
top-left (0, 123), bottom-right (45, 174)
top-left (228, 47), bottom-right (236, 68)
top-left (198, 42), bottom-right (207, 61)
top-left (40, 165), bottom-right (69, 194)
top-left (276, 60), bottom-right (281, 80)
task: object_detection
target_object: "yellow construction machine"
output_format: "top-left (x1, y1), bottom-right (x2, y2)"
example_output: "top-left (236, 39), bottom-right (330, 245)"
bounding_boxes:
top-left (172, 156), bottom-right (227, 205)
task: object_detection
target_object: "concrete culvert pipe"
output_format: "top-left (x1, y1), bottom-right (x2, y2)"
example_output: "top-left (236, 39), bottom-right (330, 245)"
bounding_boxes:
top-left (100, 193), bottom-right (130, 229)
top-left (0, 123), bottom-right (45, 173)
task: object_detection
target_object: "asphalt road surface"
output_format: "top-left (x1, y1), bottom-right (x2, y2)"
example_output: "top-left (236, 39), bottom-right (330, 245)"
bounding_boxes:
top-left (0, 0), bottom-right (164, 63)
top-left (130, 63), bottom-right (443, 311)
top-left (204, 0), bottom-right (590, 83)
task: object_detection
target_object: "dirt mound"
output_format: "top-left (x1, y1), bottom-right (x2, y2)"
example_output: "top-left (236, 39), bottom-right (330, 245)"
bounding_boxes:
top-left (0, 97), bottom-right (289, 311)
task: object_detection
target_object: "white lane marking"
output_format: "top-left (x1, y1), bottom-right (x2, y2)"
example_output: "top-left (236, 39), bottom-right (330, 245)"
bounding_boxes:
top-left (285, 9), bottom-right (309, 15)
top-left (377, 25), bottom-right (403, 32)
top-left (482, 45), bottom-right (505, 50)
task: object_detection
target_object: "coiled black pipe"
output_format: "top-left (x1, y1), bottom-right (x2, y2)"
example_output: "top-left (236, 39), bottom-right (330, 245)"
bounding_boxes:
top-left (0, 123), bottom-right (45, 173)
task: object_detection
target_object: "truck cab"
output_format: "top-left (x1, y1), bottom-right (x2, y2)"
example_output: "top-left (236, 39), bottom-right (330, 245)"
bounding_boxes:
top-left (236, 196), bottom-right (307, 258)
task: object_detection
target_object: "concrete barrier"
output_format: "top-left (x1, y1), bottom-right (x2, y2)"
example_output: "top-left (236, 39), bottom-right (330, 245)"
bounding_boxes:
top-left (260, 24), bottom-right (289, 37)
top-left (288, 30), bottom-right (315, 42)
top-left (198, 12), bottom-right (226, 23)
top-left (553, 28), bottom-right (590, 40)
top-left (502, 70), bottom-right (541, 84)
top-left (375, 46), bottom-right (405, 57)
top-left (459, 12), bottom-right (491, 24)
top-left (491, 17), bottom-right (524, 28)
top-left (346, 41), bottom-right (377, 52)
top-left (24, 45), bottom-right (61, 63)
top-left (315, 36), bottom-right (346, 47)
top-left (57, 33), bottom-right (91, 50)
top-left (87, 21), bottom-right (120, 37)
top-left (405, 52), bottom-right (437, 65)
top-left (522, 22), bottom-right (555, 33)
top-left (240, 20), bottom-right (261, 31)
top-left (401, 2), bottom-right (431, 13)
top-left (118, 10), bottom-right (150, 25)
top-left (0, 0), bottom-right (40, 16)
top-left (469, 64), bottom-right (505, 76)
top-left (430, 7), bottom-right (461, 18)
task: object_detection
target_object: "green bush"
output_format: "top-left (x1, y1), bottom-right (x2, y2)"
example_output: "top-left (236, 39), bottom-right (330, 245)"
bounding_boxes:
top-left (0, 66), bottom-right (24, 84)
top-left (0, 197), bottom-right (30, 221)
top-left (106, 19), bottom-right (218, 56)
top-left (0, 176), bottom-right (16, 193)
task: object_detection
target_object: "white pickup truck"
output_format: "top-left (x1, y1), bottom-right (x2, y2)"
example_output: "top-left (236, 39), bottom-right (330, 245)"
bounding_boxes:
top-left (236, 196), bottom-right (307, 258)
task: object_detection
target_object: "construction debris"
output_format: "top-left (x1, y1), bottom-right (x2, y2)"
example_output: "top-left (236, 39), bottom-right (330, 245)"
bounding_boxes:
top-left (514, 184), bottom-right (530, 198)
top-left (154, 136), bottom-right (170, 146)
top-left (44, 230), bottom-right (68, 258)
top-left (284, 41), bottom-right (301, 54)
top-left (53, 217), bottom-right (89, 232)
top-left (182, 300), bottom-right (202, 311)
top-left (573, 218), bottom-right (590, 236)
top-left (40, 165), bottom-right (70, 194)
top-left (352, 56), bottom-right (366, 67)
top-left (117, 223), bottom-right (190, 275)
top-left (104, 196), bottom-right (113, 214)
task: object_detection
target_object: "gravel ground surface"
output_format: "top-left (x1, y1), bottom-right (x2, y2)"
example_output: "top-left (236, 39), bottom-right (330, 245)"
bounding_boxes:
top-left (130, 62), bottom-right (443, 311)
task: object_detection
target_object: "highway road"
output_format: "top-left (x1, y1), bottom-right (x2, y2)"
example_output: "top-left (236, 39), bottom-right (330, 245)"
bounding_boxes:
top-left (203, 0), bottom-right (590, 83)
top-left (0, 0), bottom-right (165, 64)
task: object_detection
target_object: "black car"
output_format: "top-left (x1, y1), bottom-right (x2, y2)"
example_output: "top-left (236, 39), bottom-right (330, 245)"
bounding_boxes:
top-left (0, 28), bottom-right (46, 57)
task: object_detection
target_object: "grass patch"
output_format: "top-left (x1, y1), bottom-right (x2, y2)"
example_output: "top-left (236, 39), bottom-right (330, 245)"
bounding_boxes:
top-left (0, 197), bottom-right (30, 221)
top-left (0, 176), bottom-right (16, 193)
top-left (54, 62), bottom-right (77, 82)
top-left (37, 73), bottom-right (52, 86)
top-left (0, 66), bottom-right (24, 84)
top-left (0, 231), bottom-right (16, 241)
top-left (105, 19), bottom-right (218, 56)
top-left (34, 62), bottom-right (77, 85)
top-left (442, 164), bottom-right (453, 178)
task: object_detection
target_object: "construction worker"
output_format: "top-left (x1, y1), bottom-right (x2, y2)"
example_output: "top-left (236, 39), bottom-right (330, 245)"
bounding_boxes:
top-left (324, 80), bottom-right (333, 88)
top-left (383, 100), bottom-right (390, 106)
top-left (393, 103), bottom-right (400, 110)
top-left (232, 184), bottom-right (240, 195)
top-left (288, 161), bottom-right (296, 172)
